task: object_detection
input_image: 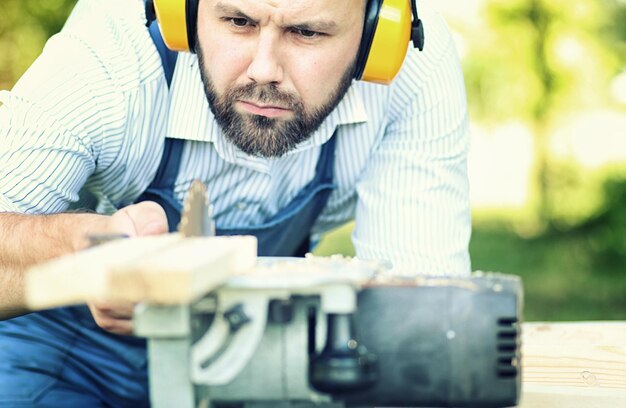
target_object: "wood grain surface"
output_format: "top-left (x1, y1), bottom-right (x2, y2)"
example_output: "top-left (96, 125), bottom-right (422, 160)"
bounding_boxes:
top-left (25, 234), bottom-right (257, 308)
top-left (519, 321), bottom-right (626, 407)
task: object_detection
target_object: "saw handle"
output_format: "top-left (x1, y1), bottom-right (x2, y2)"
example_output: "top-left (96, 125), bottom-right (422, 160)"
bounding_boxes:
top-left (309, 313), bottom-right (379, 393)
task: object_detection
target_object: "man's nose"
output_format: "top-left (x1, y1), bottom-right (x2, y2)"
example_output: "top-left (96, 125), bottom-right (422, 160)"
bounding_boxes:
top-left (246, 32), bottom-right (284, 85)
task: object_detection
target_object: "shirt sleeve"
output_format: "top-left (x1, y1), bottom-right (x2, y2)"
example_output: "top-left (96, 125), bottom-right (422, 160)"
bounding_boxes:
top-left (353, 9), bottom-right (471, 276)
top-left (0, 0), bottom-right (154, 214)
top-left (0, 39), bottom-right (101, 214)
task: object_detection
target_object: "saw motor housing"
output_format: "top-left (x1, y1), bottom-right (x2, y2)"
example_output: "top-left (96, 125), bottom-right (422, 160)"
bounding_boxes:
top-left (135, 258), bottom-right (522, 408)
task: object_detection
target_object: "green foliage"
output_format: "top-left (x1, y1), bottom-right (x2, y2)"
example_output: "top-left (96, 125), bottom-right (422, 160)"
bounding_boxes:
top-left (463, 0), bottom-right (625, 124)
top-left (314, 223), bottom-right (356, 257)
top-left (460, 0), bottom-right (626, 227)
top-left (0, 0), bottom-right (77, 89)
top-left (469, 222), bottom-right (626, 321)
top-left (574, 176), bottom-right (626, 271)
top-left (540, 161), bottom-right (606, 230)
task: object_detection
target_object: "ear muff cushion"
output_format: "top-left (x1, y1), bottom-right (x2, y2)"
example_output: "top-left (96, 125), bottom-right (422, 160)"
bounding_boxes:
top-left (154, 0), bottom-right (191, 51)
top-left (361, 0), bottom-right (412, 84)
top-left (185, 0), bottom-right (199, 52)
top-left (354, 0), bottom-right (383, 80)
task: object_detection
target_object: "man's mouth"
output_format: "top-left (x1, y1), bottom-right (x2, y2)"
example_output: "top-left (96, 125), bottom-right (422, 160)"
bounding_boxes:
top-left (237, 100), bottom-right (292, 118)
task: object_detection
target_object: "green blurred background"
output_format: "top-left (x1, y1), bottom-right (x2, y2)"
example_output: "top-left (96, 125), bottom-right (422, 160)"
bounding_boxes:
top-left (1, 0), bottom-right (625, 321)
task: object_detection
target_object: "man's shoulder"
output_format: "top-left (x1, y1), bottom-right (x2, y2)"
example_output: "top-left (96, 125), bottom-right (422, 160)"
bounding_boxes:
top-left (381, 4), bottom-right (463, 105)
top-left (62, 0), bottom-right (146, 36)
top-left (57, 0), bottom-right (161, 90)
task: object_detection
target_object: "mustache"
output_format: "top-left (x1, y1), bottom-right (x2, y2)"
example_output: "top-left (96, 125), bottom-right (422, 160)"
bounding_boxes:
top-left (227, 83), bottom-right (303, 110)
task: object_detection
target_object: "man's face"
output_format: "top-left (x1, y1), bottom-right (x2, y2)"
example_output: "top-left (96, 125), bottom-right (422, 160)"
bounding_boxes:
top-left (196, 0), bottom-right (364, 158)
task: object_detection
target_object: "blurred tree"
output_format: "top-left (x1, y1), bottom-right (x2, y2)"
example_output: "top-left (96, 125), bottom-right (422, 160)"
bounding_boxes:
top-left (580, 177), bottom-right (626, 271)
top-left (0, 0), bottom-right (77, 89)
top-left (462, 0), bottom-right (626, 228)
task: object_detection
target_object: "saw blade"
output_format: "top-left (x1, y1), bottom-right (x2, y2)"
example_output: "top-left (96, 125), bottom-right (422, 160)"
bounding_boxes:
top-left (178, 180), bottom-right (215, 237)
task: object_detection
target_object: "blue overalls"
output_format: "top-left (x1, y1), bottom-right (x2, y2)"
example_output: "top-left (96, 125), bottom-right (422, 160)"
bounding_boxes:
top-left (0, 22), bottom-right (338, 407)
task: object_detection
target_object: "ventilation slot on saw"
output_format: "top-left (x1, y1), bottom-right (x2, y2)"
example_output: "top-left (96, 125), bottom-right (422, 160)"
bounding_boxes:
top-left (496, 317), bottom-right (520, 378)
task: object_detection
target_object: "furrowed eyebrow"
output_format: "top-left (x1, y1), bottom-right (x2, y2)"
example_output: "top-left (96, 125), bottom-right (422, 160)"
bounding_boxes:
top-left (288, 21), bottom-right (338, 33)
top-left (214, 2), bottom-right (259, 25)
top-left (213, 2), bottom-right (338, 33)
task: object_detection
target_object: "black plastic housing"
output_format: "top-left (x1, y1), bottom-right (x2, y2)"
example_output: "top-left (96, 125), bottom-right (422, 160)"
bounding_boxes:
top-left (338, 273), bottom-right (523, 407)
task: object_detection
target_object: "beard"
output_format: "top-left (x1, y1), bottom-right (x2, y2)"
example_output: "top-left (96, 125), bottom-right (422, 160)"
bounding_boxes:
top-left (197, 49), bottom-right (356, 158)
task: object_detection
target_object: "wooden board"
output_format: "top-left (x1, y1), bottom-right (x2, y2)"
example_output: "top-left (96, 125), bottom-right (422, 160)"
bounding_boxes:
top-left (25, 234), bottom-right (257, 308)
top-left (519, 322), bottom-right (626, 407)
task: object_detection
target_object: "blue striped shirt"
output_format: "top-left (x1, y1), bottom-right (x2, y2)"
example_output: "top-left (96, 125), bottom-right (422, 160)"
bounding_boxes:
top-left (0, 0), bottom-right (471, 276)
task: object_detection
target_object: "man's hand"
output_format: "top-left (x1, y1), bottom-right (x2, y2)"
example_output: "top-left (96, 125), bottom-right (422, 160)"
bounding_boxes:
top-left (88, 299), bottom-right (136, 335)
top-left (107, 200), bottom-right (169, 238)
top-left (76, 200), bottom-right (169, 250)
top-left (88, 201), bottom-right (168, 335)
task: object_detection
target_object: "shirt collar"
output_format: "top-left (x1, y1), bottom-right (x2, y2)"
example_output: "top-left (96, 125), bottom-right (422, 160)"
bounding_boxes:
top-left (167, 53), bottom-right (368, 173)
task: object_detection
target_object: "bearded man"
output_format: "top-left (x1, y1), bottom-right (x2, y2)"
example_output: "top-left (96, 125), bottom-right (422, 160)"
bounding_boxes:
top-left (0, 0), bottom-right (470, 405)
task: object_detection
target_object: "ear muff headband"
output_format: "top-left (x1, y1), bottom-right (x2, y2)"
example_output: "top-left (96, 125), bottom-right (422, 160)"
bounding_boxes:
top-left (150, 0), bottom-right (197, 52)
top-left (356, 0), bottom-right (424, 84)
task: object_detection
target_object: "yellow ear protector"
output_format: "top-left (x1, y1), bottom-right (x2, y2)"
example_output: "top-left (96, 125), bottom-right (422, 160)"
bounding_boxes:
top-left (145, 0), bottom-right (198, 52)
top-left (145, 0), bottom-right (424, 84)
top-left (356, 0), bottom-right (424, 84)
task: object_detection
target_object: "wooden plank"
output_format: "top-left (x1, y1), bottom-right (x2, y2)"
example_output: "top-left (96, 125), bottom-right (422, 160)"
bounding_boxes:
top-left (109, 236), bottom-right (257, 303)
top-left (519, 384), bottom-right (626, 408)
top-left (25, 234), bottom-right (256, 308)
top-left (519, 322), bottom-right (626, 407)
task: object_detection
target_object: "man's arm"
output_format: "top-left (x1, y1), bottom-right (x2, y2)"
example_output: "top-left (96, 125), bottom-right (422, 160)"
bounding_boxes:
top-left (0, 212), bottom-right (108, 319)
top-left (0, 266), bottom-right (27, 320)
top-left (0, 213), bottom-right (98, 270)
top-left (353, 7), bottom-right (471, 276)
top-left (0, 203), bottom-right (168, 320)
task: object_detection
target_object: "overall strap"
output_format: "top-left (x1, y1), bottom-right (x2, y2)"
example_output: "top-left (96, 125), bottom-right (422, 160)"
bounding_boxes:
top-left (148, 21), bottom-right (178, 86)
top-left (136, 21), bottom-right (185, 232)
top-left (315, 132), bottom-right (337, 184)
top-left (147, 19), bottom-right (184, 185)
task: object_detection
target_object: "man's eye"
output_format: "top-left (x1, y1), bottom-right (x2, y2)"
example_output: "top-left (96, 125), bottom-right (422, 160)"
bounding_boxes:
top-left (294, 29), bottom-right (319, 38)
top-left (230, 17), bottom-right (249, 27)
